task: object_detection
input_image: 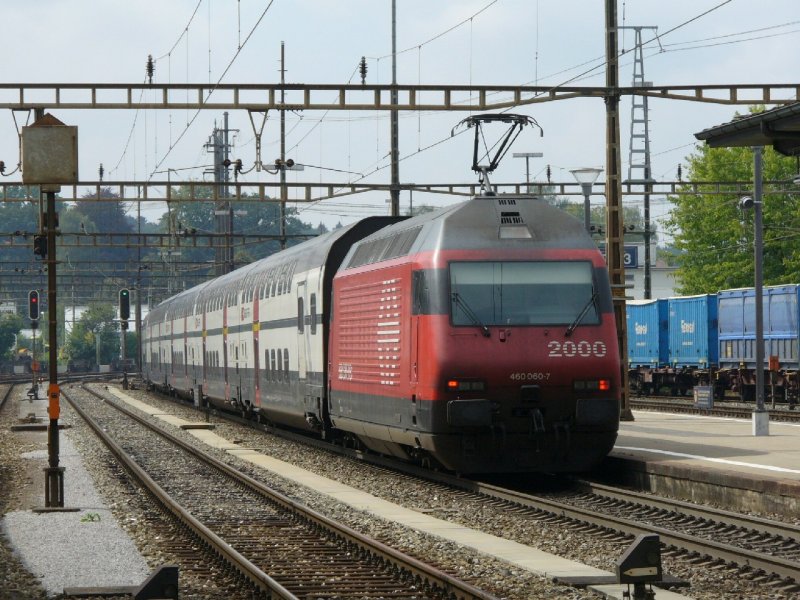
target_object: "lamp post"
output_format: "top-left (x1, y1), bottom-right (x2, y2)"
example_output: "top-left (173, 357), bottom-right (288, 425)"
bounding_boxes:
top-left (570, 168), bottom-right (603, 233)
top-left (742, 146), bottom-right (769, 436)
top-left (513, 152), bottom-right (543, 192)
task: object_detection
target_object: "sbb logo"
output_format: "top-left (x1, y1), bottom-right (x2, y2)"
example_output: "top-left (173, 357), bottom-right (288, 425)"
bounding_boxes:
top-left (634, 323), bottom-right (647, 335)
top-left (681, 320), bottom-right (695, 334)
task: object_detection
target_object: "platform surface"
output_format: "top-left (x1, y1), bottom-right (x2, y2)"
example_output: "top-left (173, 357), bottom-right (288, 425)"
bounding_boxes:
top-left (614, 410), bottom-right (800, 482)
top-left (606, 409), bottom-right (800, 517)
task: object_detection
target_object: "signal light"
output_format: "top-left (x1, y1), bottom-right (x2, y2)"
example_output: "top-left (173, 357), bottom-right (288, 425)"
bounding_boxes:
top-left (446, 379), bottom-right (486, 392)
top-left (28, 290), bottom-right (40, 320)
top-left (33, 235), bottom-right (47, 258)
top-left (119, 288), bottom-right (130, 320)
top-left (574, 379), bottom-right (612, 392)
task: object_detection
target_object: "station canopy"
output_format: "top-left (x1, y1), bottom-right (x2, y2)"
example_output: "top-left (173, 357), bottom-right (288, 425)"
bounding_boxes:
top-left (694, 101), bottom-right (800, 156)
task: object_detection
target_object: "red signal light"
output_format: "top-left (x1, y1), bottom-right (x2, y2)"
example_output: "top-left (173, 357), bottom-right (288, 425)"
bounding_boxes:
top-left (28, 290), bottom-right (40, 320)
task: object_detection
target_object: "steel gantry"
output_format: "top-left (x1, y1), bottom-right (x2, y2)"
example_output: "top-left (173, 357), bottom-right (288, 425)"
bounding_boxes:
top-left (0, 82), bottom-right (797, 112)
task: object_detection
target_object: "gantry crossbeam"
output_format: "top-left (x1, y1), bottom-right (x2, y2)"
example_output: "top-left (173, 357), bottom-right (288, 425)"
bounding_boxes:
top-left (1, 232), bottom-right (311, 249)
top-left (2, 180), bottom-right (797, 205)
top-left (0, 83), bottom-right (797, 111)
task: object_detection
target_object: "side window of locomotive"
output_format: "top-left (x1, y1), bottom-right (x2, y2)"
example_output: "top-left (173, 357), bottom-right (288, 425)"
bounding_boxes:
top-left (412, 270), bottom-right (428, 314)
top-left (297, 297), bottom-right (305, 333)
top-left (283, 349), bottom-right (290, 380)
top-left (310, 294), bottom-right (317, 335)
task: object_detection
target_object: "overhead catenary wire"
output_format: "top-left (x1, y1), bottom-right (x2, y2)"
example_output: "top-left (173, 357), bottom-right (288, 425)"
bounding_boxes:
top-left (148, 0), bottom-right (278, 181)
top-left (107, 1), bottom-right (790, 231)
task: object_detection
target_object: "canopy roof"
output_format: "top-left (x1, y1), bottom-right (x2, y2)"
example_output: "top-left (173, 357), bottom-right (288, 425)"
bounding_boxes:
top-left (695, 102), bottom-right (800, 156)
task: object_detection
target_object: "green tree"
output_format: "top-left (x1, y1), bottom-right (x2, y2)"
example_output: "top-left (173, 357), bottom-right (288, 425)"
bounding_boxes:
top-left (161, 184), bottom-right (325, 280)
top-left (63, 304), bottom-right (120, 366)
top-left (0, 313), bottom-right (24, 358)
top-left (665, 142), bottom-right (797, 294)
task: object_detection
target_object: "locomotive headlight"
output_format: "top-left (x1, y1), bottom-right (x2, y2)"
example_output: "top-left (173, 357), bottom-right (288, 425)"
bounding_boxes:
top-left (446, 379), bottom-right (486, 392)
top-left (574, 379), bottom-right (612, 392)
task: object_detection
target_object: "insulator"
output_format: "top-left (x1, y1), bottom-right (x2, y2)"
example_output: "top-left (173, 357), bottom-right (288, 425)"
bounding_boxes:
top-left (0, 160), bottom-right (5, 173)
top-left (677, 163), bottom-right (682, 182)
top-left (146, 54), bottom-right (155, 84)
top-left (359, 56), bottom-right (368, 85)
top-left (285, 158), bottom-right (294, 168)
top-left (546, 164), bottom-right (551, 183)
top-left (234, 159), bottom-right (243, 172)
top-left (98, 163), bottom-right (104, 182)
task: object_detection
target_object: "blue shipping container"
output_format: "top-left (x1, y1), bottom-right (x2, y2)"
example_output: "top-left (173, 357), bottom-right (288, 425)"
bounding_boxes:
top-left (667, 294), bottom-right (718, 367)
top-left (626, 299), bottom-right (668, 367)
top-left (718, 285), bottom-right (800, 369)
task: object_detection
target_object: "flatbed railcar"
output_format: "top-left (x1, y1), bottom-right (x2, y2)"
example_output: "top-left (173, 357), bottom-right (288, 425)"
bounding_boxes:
top-left (142, 193), bottom-right (621, 473)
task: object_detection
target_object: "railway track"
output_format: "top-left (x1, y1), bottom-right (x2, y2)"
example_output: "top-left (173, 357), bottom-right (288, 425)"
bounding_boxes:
top-left (64, 384), bottom-right (498, 600)
top-left (0, 382), bottom-right (13, 411)
top-left (630, 396), bottom-right (800, 422)
top-left (128, 381), bottom-right (800, 595)
top-left (329, 458), bottom-right (800, 593)
top-left (0, 372), bottom-right (127, 386)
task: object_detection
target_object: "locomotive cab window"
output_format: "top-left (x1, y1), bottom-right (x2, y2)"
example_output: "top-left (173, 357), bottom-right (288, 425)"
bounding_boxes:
top-left (449, 261), bottom-right (599, 326)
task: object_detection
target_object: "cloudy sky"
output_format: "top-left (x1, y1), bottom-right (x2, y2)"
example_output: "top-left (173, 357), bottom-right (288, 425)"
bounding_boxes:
top-left (1, 0), bottom-right (798, 231)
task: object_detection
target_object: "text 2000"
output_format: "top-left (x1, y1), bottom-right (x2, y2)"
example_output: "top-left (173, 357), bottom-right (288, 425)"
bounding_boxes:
top-left (547, 340), bottom-right (607, 358)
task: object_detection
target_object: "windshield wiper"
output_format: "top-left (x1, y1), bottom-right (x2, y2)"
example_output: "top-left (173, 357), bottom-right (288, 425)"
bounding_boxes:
top-left (565, 290), bottom-right (598, 337)
top-left (451, 292), bottom-right (491, 338)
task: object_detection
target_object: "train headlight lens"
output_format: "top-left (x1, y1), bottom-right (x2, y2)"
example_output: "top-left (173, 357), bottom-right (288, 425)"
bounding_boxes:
top-left (574, 379), bottom-right (611, 392)
top-left (446, 379), bottom-right (486, 392)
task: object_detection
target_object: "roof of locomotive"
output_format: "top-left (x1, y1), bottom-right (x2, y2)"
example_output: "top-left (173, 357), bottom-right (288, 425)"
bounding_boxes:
top-left (340, 193), bottom-right (597, 270)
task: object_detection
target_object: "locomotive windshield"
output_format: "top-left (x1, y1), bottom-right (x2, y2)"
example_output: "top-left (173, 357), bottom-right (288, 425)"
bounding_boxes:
top-left (449, 261), bottom-right (599, 326)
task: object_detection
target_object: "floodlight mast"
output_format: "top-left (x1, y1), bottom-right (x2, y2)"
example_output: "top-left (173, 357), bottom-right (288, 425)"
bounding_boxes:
top-left (452, 113), bottom-right (543, 193)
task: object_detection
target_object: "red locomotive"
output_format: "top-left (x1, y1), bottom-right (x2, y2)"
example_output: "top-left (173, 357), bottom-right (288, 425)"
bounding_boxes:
top-left (327, 195), bottom-right (620, 472)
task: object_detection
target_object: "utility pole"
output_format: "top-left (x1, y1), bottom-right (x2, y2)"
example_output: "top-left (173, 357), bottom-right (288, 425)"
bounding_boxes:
top-left (224, 111), bottom-right (233, 272)
top-left (136, 196), bottom-right (142, 372)
top-left (605, 0), bottom-right (633, 421)
top-left (205, 116), bottom-right (234, 274)
top-left (622, 25), bottom-right (659, 300)
top-left (280, 42), bottom-right (288, 249)
top-left (389, 0), bottom-right (400, 217)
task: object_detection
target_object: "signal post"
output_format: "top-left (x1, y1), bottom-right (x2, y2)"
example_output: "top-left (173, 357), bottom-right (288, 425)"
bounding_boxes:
top-left (119, 288), bottom-right (130, 389)
top-left (28, 290), bottom-right (40, 399)
top-left (22, 111), bottom-right (78, 508)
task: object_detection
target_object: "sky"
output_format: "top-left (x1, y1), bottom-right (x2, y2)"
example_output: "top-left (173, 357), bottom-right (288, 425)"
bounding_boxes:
top-left (1, 0), bottom-right (798, 236)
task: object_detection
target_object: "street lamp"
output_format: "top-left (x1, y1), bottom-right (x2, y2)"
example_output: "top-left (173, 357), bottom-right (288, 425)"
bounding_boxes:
top-left (513, 152), bottom-right (543, 192)
top-left (741, 147), bottom-right (768, 436)
top-left (570, 167), bottom-right (603, 233)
